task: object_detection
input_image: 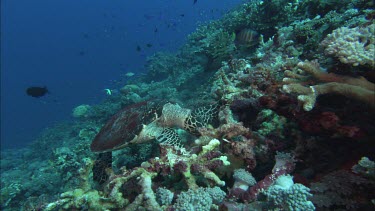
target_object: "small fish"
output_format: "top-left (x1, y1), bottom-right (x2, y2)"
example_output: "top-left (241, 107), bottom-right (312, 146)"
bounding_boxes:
top-left (154, 27), bottom-right (158, 33)
top-left (146, 43), bottom-right (153, 48)
top-left (124, 72), bottom-right (135, 77)
top-left (104, 88), bottom-right (112, 95)
top-left (136, 45), bottom-right (141, 52)
top-left (26, 86), bottom-right (49, 98)
top-left (180, 14), bottom-right (185, 17)
top-left (193, 0), bottom-right (197, 4)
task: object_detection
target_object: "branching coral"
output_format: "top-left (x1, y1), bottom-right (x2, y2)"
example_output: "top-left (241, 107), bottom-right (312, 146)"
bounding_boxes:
top-left (45, 168), bottom-right (161, 210)
top-left (0, 183), bottom-right (23, 208)
top-left (282, 60), bottom-right (375, 111)
top-left (186, 25), bottom-right (236, 64)
top-left (160, 139), bottom-right (230, 189)
top-left (211, 59), bottom-right (264, 103)
top-left (222, 152), bottom-right (296, 205)
top-left (44, 140), bottom-right (230, 210)
top-left (197, 121), bottom-right (251, 141)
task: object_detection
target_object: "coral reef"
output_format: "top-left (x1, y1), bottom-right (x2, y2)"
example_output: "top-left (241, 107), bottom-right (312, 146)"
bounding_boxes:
top-left (2, 1), bottom-right (375, 210)
top-left (72, 104), bottom-right (92, 118)
top-left (43, 139), bottom-right (230, 210)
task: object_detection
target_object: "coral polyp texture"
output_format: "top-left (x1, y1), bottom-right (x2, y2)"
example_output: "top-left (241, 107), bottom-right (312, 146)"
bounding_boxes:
top-left (264, 175), bottom-right (315, 211)
top-left (1, 1), bottom-right (375, 211)
top-left (321, 23), bottom-right (375, 67)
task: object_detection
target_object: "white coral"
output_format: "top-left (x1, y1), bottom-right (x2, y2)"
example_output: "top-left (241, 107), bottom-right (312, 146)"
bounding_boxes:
top-left (321, 24), bottom-right (375, 67)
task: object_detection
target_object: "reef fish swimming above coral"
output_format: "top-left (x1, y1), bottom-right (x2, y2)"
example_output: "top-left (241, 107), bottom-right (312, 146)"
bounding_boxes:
top-left (26, 86), bottom-right (49, 98)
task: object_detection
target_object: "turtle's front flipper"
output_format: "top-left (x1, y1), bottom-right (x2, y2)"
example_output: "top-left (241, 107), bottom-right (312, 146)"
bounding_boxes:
top-left (156, 128), bottom-right (182, 148)
top-left (92, 152), bottom-right (112, 185)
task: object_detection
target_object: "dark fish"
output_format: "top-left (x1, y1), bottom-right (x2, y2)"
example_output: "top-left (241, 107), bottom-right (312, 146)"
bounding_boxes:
top-left (154, 27), bottom-right (158, 33)
top-left (180, 14), bottom-right (185, 17)
top-left (136, 45), bottom-right (141, 52)
top-left (26, 86), bottom-right (49, 98)
top-left (146, 43), bottom-right (153, 48)
top-left (79, 50), bottom-right (85, 56)
top-left (193, 0), bottom-right (197, 4)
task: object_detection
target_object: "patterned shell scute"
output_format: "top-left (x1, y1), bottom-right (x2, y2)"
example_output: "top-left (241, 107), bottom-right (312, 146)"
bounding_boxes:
top-left (90, 101), bottom-right (162, 152)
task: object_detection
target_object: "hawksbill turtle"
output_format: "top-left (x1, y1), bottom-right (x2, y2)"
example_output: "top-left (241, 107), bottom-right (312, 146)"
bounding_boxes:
top-left (90, 100), bottom-right (219, 184)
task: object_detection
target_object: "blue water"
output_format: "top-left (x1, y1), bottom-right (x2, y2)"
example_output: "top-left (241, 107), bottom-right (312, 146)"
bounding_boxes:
top-left (1, 0), bottom-right (244, 149)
